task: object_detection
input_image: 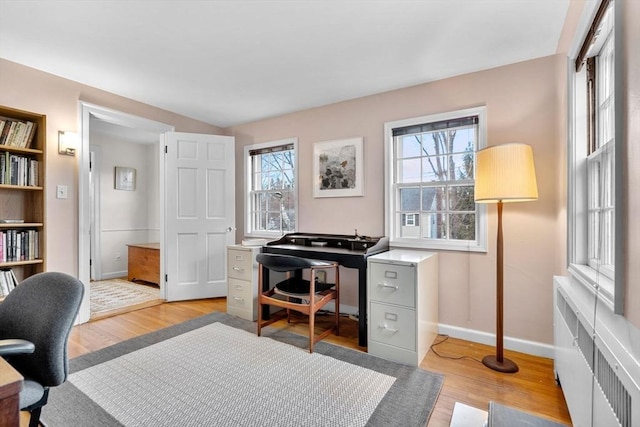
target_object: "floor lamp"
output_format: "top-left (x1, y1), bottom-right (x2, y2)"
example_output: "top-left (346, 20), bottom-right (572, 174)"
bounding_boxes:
top-left (475, 143), bottom-right (538, 373)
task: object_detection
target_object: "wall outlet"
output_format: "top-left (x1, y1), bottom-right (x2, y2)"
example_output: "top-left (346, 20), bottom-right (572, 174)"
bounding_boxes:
top-left (115, 252), bottom-right (121, 261)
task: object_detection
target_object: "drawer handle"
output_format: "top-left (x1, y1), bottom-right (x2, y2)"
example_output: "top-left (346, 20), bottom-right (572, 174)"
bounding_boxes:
top-left (378, 283), bottom-right (399, 290)
top-left (233, 296), bottom-right (244, 302)
top-left (233, 267), bottom-right (244, 272)
top-left (378, 323), bottom-right (399, 334)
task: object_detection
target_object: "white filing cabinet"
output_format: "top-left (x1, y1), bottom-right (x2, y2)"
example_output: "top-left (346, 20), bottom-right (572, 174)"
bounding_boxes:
top-left (227, 245), bottom-right (261, 321)
top-left (367, 250), bottom-right (438, 365)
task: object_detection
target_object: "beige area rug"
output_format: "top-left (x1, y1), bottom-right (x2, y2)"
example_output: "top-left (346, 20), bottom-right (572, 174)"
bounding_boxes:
top-left (90, 279), bottom-right (162, 319)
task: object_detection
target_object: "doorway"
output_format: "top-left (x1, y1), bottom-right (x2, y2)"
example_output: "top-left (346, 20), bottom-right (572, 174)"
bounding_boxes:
top-left (78, 102), bottom-right (174, 323)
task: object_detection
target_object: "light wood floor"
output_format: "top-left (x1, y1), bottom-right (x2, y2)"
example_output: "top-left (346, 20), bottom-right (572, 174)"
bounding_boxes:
top-left (54, 299), bottom-right (572, 426)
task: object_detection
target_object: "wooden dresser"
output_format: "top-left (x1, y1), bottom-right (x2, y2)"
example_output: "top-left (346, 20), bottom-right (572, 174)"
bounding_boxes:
top-left (127, 243), bottom-right (160, 286)
top-left (0, 357), bottom-right (22, 426)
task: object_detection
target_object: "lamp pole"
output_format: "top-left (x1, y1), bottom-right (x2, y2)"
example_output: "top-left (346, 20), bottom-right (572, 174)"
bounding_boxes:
top-left (482, 201), bottom-right (518, 373)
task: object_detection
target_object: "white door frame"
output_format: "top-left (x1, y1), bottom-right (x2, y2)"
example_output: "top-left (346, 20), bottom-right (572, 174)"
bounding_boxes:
top-left (89, 148), bottom-right (102, 281)
top-left (78, 102), bottom-right (174, 323)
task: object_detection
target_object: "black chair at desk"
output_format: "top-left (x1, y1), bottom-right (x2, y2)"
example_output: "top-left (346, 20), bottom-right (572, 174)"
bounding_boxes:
top-left (256, 253), bottom-right (340, 353)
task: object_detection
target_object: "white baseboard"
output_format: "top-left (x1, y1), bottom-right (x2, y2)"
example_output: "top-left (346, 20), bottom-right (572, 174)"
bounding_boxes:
top-left (98, 271), bottom-right (128, 280)
top-left (438, 323), bottom-right (554, 359)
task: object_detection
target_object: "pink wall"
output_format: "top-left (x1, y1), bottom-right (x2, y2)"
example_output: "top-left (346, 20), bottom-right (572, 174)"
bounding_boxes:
top-left (229, 55), bottom-right (566, 345)
top-left (0, 59), bottom-right (222, 277)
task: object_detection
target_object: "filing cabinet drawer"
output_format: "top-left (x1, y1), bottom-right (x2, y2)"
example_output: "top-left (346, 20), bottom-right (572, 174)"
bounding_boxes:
top-left (369, 302), bottom-right (416, 351)
top-left (228, 248), bottom-right (254, 281)
top-left (227, 278), bottom-right (256, 319)
top-left (368, 262), bottom-right (416, 308)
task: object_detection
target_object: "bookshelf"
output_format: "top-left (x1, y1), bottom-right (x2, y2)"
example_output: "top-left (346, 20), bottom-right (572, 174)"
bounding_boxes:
top-left (0, 105), bottom-right (46, 300)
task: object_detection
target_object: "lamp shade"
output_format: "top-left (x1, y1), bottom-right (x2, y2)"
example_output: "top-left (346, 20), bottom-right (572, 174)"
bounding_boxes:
top-left (475, 143), bottom-right (538, 203)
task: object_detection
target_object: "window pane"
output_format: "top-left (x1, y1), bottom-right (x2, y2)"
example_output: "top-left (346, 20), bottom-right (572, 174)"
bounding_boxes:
top-left (422, 131), bottom-right (449, 155)
top-left (398, 213), bottom-right (420, 239)
top-left (398, 135), bottom-right (422, 158)
top-left (421, 213), bottom-right (446, 239)
top-left (400, 187), bottom-right (420, 211)
top-left (283, 170), bottom-right (295, 189)
top-left (450, 153), bottom-right (474, 181)
top-left (450, 213), bottom-right (476, 240)
top-left (422, 186), bottom-right (445, 211)
top-left (267, 212), bottom-right (282, 232)
top-left (448, 185), bottom-right (475, 211)
top-left (450, 127), bottom-right (475, 154)
top-left (398, 158), bottom-right (421, 183)
top-left (421, 156), bottom-right (449, 181)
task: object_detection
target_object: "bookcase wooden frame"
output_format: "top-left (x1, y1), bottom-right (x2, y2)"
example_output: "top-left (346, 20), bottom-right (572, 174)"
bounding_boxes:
top-left (0, 105), bottom-right (46, 299)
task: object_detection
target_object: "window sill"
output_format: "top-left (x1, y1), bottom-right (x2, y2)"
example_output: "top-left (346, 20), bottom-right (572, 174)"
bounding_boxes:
top-left (390, 239), bottom-right (487, 253)
top-left (567, 263), bottom-right (615, 311)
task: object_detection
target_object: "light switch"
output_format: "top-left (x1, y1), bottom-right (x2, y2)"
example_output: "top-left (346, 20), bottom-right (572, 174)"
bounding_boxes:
top-left (56, 185), bottom-right (68, 199)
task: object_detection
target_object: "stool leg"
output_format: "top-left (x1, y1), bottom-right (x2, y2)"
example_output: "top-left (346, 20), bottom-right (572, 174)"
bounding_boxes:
top-left (309, 310), bottom-right (315, 353)
top-left (335, 266), bottom-right (340, 336)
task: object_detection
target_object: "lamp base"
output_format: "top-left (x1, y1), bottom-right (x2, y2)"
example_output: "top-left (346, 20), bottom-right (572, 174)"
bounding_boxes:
top-left (482, 355), bottom-right (519, 373)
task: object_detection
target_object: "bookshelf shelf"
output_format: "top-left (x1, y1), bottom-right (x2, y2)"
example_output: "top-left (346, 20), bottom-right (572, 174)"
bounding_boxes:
top-left (0, 105), bottom-right (46, 288)
top-left (0, 259), bottom-right (44, 268)
top-left (0, 184), bottom-right (43, 191)
top-left (0, 223), bottom-right (44, 229)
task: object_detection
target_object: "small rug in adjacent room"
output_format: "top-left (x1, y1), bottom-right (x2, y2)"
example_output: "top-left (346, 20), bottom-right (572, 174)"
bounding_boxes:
top-left (90, 279), bottom-right (161, 318)
top-left (43, 312), bottom-right (444, 427)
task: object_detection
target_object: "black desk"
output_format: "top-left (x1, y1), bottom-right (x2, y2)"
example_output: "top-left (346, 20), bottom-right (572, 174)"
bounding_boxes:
top-left (262, 233), bottom-right (389, 347)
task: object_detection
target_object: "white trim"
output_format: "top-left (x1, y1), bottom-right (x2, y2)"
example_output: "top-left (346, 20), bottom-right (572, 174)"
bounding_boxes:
top-left (244, 137), bottom-right (298, 238)
top-left (438, 323), bottom-right (555, 359)
top-left (78, 102), bottom-right (174, 324)
top-left (100, 270), bottom-right (129, 280)
top-left (89, 149), bottom-right (101, 281)
top-left (384, 106), bottom-right (487, 252)
top-left (566, 0), bottom-right (623, 314)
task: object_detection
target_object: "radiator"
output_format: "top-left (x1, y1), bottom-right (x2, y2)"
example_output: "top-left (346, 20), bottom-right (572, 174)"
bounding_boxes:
top-left (554, 276), bottom-right (640, 427)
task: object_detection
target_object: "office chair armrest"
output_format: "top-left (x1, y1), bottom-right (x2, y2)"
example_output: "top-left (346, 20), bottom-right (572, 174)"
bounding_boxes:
top-left (0, 339), bottom-right (36, 356)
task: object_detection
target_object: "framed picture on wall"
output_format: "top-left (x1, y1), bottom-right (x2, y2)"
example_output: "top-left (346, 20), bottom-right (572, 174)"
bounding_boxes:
top-left (313, 137), bottom-right (364, 198)
top-left (114, 166), bottom-right (136, 191)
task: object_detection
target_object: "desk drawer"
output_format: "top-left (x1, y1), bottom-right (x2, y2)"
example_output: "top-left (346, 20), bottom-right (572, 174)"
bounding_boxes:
top-left (369, 302), bottom-right (416, 351)
top-left (368, 262), bottom-right (415, 308)
top-left (228, 249), bottom-right (254, 281)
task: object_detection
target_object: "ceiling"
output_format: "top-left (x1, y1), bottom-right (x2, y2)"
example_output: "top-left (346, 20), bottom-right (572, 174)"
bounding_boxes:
top-left (0, 0), bottom-right (571, 128)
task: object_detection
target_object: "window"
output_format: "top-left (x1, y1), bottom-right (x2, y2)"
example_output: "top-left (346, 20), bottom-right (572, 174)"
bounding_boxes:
top-left (245, 138), bottom-right (297, 237)
top-left (568, 0), bottom-right (622, 312)
top-left (384, 107), bottom-right (487, 251)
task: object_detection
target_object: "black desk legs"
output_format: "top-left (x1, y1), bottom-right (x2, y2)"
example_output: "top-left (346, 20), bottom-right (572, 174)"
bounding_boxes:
top-left (260, 259), bottom-right (368, 347)
top-left (358, 267), bottom-right (367, 347)
top-left (261, 266), bottom-right (270, 321)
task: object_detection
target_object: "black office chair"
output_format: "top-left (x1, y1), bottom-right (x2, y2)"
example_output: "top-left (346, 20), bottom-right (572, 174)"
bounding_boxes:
top-left (256, 253), bottom-right (339, 353)
top-left (0, 272), bottom-right (84, 427)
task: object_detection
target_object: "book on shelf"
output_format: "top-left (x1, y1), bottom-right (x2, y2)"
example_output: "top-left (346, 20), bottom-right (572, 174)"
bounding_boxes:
top-left (0, 151), bottom-right (39, 186)
top-left (0, 229), bottom-right (39, 263)
top-left (0, 117), bottom-right (37, 149)
top-left (0, 268), bottom-right (19, 297)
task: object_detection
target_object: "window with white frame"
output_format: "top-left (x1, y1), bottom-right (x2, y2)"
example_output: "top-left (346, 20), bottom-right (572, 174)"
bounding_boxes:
top-left (385, 107), bottom-right (487, 252)
top-left (568, 0), bottom-right (622, 312)
top-left (245, 138), bottom-right (297, 237)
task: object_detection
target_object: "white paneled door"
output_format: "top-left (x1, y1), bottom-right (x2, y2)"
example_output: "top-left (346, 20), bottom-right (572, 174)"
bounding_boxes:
top-left (163, 132), bottom-right (235, 301)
